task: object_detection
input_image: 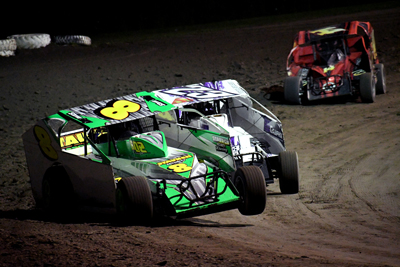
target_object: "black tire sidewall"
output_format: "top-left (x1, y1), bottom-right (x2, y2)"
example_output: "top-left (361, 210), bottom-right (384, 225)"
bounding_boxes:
top-left (234, 166), bottom-right (266, 215)
top-left (116, 176), bottom-right (153, 223)
top-left (284, 76), bottom-right (303, 104)
top-left (279, 151), bottom-right (300, 194)
top-left (375, 64), bottom-right (386, 95)
top-left (359, 72), bottom-right (376, 103)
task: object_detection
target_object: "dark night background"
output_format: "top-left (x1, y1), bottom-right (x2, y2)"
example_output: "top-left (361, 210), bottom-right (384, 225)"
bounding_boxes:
top-left (1, 0), bottom-right (389, 37)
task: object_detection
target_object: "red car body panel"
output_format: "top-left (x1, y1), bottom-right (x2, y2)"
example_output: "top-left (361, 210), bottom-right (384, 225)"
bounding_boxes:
top-left (285, 21), bottom-right (381, 102)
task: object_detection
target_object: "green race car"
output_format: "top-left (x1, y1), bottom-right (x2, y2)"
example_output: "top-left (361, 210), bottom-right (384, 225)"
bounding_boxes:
top-left (23, 86), bottom-right (266, 223)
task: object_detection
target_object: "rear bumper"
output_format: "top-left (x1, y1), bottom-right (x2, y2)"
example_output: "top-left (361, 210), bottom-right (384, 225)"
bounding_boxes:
top-left (306, 76), bottom-right (352, 101)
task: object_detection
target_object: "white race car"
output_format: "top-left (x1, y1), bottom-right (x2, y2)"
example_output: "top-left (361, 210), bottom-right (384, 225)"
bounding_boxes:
top-left (155, 79), bottom-right (300, 194)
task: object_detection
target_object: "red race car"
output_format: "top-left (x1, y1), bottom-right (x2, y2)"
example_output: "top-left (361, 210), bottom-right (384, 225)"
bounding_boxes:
top-left (284, 21), bottom-right (386, 104)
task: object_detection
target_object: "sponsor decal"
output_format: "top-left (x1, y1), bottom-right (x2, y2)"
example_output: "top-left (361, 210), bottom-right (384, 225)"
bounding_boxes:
top-left (172, 97), bottom-right (194, 105)
top-left (203, 81), bottom-right (225, 90)
top-left (156, 154), bottom-right (193, 173)
top-left (201, 124), bottom-right (209, 130)
top-left (215, 143), bottom-right (228, 153)
top-left (60, 132), bottom-right (85, 149)
top-left (212, 135), bottom-right (230, 154)
top-left (67, 111), bottom-right (82, 120)
top-left (269, 125), bottom-right (283, 139)
top-left (148, 99), bottom-right (166, 107)
top-left (212, 135), bottom-right (230, 145)
top-left (310, 27), bottom-right (346, 35)
top-left (157, 154), bottom-right (192, 166)
top-left (264, 118), bottom-right (284, 140)
top-left (137, 91), bottom-right (175, 113)
top-left (161, 85), bottom-right (236, 100)
top-left (65, 111), bottom-right (92, 124)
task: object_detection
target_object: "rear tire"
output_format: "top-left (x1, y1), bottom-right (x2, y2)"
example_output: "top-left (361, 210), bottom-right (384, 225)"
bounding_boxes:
top-left (374, 64), bottom-right (386, 95)
top-left (234, 166), bottom-right (266, 215)
top-left (359, 72), bottom-right (376, 103)
top-left (279, 151), bottom-right (300, 194)
top-left (116, 176), bottom-right (153, 223)
top-left (284, 76), bottom-right (303, 105)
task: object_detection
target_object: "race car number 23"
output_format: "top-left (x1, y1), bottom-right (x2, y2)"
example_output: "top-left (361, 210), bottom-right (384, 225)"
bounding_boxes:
top-left (34, 125), bottom-right (58, 160)
top-left (100, 100), bottom-right (140, 120)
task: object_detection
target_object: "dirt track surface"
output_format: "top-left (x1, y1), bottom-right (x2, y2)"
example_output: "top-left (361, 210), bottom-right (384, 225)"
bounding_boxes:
top-left (1, 8), bottom-right (400, 267)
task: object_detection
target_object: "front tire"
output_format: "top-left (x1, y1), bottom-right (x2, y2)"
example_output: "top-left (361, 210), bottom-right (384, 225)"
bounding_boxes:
top-left (374, 63), bottom-right (386, 95)
top-left (116, 176), bottom-right (153, 223)
top-left (279, 151), bottom-right (300, 194)
top-left (234, 166), bottom-right (266, 215)
top-left (284, 76), bottom-right (303, 105)
top-left (359, 72), bottom-right (376, 103)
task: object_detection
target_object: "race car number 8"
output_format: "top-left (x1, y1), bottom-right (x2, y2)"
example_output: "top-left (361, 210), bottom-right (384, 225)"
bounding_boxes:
top-left (168, 163), bottom-right (192, 173)
top-left (100, 100), bottom-right (140, 120)
top-left (34, 126), bottom-right (58, 160)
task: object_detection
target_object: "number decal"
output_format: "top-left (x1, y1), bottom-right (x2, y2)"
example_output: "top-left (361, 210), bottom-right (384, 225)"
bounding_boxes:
top-left (132, 141), bottom-right (147, 153)
top-left (168, 163), bottom-right (192, 173)
top-left (100, 100), bottom-right (140, 120)
top-left (34, 126), bottom-right (58, 160)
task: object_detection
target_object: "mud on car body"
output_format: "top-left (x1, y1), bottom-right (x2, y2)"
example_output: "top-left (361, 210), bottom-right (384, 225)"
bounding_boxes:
top-left (285, 21), bottom-right (386, 104)
top-left (23, 84), bottom-right (267, 223)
